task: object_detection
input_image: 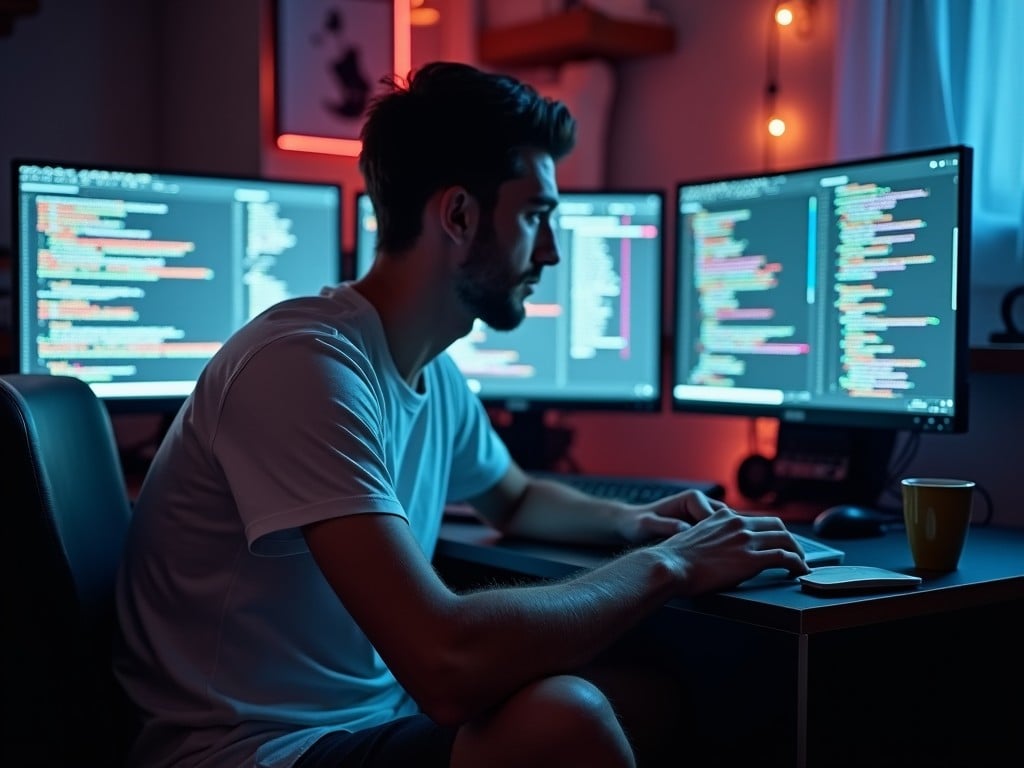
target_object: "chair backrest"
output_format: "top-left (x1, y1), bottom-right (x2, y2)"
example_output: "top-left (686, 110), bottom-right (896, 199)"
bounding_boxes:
top-left (1, 373), bottom-right (137, 766)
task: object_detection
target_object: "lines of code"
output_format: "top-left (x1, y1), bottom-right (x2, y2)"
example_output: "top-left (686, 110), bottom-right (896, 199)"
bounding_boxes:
top-left (675, 150), bottom-right (964, 426)
top-left (448, 195), bottom-right (663, 404)
top-left (16, 164), bottom-right (340, 400)
top-left (32, 193), bottom-right (213, 384)
top-left (834, 182), bottom-right (937, 398)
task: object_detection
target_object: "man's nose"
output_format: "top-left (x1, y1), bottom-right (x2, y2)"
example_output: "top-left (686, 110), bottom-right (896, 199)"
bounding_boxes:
top-left (534, 221), bottom-right (560, 265)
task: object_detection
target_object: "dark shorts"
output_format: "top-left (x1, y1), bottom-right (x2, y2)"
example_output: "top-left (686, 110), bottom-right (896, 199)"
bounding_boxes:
top-left (293, 715), bottom-right (458, 768)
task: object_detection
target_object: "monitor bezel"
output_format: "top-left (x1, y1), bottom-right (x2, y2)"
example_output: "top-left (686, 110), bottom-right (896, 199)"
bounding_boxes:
top-left (670, 145), bottom-right (972, 434)
top-left (11, 157), bottom-right (343, 415)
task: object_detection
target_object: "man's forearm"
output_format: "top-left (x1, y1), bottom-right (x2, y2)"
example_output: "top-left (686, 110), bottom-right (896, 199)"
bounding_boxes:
top-left (434, 542), bottom-right (680, 721)
top-left (497, 476), bottom-right (634, 546)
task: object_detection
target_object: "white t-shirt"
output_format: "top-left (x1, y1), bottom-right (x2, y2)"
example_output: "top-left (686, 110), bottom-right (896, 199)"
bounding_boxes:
top-left (114, 284), bottom-right (510, 768)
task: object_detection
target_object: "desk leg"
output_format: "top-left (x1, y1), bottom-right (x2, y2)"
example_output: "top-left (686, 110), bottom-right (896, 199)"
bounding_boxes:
top-left (797, 633), bottom-right (808, 768)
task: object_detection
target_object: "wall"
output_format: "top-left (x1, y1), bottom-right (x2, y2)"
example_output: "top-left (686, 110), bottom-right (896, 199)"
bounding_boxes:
top-left (151, 0), bottom-right (263, 176)
top-left (0, 0), bottom-right (160, 238)
top-left (1, 0), bottom-right (1020, 526)
top-left (0, 0), bottom-right (262, 235)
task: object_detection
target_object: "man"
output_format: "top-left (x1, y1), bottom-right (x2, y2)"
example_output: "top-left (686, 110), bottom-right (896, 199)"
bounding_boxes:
top-left (115, 61), bottom-right (809, 768)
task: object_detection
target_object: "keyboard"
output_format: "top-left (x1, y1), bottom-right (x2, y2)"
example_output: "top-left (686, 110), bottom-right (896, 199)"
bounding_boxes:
top-left (531, 471), bottom-right (844, 566)
top-left (531, 470), bottom-right (727, 502)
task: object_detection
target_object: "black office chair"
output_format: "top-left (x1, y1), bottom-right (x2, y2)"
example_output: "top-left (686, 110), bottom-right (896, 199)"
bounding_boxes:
top-left (1, 373), bottom-right (137, 766)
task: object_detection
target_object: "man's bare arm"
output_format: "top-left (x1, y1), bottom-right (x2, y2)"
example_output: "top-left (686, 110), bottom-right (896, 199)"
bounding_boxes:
top-left (304, 507), bottom-right (805, 727)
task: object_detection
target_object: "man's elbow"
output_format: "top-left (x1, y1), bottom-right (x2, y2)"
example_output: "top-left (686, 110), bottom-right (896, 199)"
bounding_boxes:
top-left (395, 625), bottom-right (506, 726)
top-left (402, 656), bottom-right (496, 727)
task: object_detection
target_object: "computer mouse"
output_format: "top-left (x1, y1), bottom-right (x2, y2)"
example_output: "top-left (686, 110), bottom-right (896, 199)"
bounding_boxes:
top-left (812, 504), bottom-right (896, 539)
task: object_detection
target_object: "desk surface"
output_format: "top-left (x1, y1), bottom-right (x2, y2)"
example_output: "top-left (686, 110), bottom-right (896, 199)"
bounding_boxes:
top-left (437, 520), bottom-right (1024, 635)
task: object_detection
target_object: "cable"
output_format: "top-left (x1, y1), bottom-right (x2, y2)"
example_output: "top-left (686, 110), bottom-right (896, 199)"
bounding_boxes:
top-left (762, 4), bottom-right (782, 170)
top-left (877, 432), bottom-right (995, 526)
top-left (874, 430), bottom-right (922, 511)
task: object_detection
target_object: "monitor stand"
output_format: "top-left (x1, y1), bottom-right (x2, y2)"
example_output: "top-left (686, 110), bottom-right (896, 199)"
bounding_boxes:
top-left (491, 410), bottom-right (574, 472)
top-left (769, 423), bottom-right (896, 507)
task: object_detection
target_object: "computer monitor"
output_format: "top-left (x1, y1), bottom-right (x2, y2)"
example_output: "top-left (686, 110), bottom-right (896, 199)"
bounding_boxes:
top-left (353, 189), bottom-right (665, 469)
top-left (352, 190), bottom-right (378, 280)
top-left (12, 159), bottom-right (342, 414)
top-left (672, 145), bottom-right (972, 505)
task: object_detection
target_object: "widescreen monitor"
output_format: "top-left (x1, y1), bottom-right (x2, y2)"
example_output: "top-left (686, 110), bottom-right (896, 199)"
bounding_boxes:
top-left (354, 189), bottom-right (664, 410)
top-left (355, 189), bottom-right (665, 469)
top-left (12, 159), bottom-right (342, 413)
top-left (672, 145), bottom-right (972, 504)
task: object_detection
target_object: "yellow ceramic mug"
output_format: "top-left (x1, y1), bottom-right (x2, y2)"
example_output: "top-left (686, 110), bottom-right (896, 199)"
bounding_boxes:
top-left (901, 478), bottom-right (975, 571)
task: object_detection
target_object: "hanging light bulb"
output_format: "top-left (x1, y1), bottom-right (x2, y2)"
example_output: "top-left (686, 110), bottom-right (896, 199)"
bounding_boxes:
top-left (768, 117), bottom-right (787, 137)
top-left (774, 0), bottom-right (816, 36)
top-left (775, 5), bottom-right (795, 26)
top-left (410, 0), bottom-right (440, 27)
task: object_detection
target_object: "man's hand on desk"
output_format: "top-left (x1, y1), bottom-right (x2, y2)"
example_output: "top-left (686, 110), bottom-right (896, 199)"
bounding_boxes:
top-left (630, 492), bottom-right (813, 592)
top-left (621, 489), bottom-right (729, 543)
top-left (476, 466), bottom-right (812, 589)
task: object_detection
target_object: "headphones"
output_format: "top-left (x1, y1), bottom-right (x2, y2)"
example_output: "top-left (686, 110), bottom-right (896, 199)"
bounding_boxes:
top-left (991, 284), bottom-right (1024, 343)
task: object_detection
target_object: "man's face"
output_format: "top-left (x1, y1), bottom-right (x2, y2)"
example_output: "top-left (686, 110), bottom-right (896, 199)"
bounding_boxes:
top-left (454, 150), bottom-right (560, 331)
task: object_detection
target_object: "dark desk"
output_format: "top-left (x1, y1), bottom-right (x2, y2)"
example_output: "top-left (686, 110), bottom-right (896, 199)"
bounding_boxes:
top-left (435, 521), bottom-right (1024, 767)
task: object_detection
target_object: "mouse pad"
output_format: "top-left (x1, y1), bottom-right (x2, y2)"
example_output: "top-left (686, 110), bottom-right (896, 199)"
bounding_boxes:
top-left (798, 565), bottom-right (922, 595)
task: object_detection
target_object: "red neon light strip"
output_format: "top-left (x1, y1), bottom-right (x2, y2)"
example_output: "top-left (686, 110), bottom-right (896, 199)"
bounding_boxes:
top-left (276, 135), bottom-right (363, 157)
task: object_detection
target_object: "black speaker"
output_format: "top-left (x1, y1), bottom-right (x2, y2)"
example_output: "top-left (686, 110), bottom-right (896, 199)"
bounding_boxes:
top-left (736, 453), bottom-right (776, 503)
top-left (736, 424), bottom-right (896, 506)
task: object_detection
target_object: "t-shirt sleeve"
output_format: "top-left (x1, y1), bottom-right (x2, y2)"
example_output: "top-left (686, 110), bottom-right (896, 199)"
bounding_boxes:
top-left (212, 333), bottom-right (405, 555)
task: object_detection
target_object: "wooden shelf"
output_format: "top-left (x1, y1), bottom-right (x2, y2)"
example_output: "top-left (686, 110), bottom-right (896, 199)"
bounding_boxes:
top-left (970, 344), bottom-right (1024, 374)
top-left (0, 0), bottom-right (39, 37)
top-left (478, 7), bottom-right (675, 69)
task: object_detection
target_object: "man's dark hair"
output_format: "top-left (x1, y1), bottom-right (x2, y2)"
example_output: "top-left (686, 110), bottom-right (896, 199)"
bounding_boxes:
top-left (359, 61), bottom-right (577, 253)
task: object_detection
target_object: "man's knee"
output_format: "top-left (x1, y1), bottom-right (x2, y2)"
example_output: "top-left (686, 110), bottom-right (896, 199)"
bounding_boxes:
top-left (582, 660), bottom-right (687, 768)
top-left (520, 675), bottom-right (625, 745)
top-left (452, 675), bottom-right (635, 768)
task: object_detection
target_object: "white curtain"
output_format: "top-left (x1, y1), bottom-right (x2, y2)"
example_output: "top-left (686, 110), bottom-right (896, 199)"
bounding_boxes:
top-left (832, 0), bottom-right (1024, 290)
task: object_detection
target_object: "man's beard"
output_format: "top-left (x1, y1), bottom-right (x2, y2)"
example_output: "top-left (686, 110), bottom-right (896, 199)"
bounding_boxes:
top-left (454, 221), bottom-right (539, 332)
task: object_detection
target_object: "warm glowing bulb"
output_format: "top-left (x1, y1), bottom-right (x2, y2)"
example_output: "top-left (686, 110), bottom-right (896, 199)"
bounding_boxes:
top-left (410, 7), bottom-right (440, 25)
top-left (768, 117), bottom-right (787, 137)
top-left (775, 6), bottom-right (794, 26)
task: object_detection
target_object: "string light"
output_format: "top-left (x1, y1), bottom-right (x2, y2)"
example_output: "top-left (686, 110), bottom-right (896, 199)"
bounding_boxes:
top-left (775, 0), bottom-right (815, 35)
top-left (410, 0), bottom-right (440, 27)
top-left (763, 0), bottom-right (816, 168)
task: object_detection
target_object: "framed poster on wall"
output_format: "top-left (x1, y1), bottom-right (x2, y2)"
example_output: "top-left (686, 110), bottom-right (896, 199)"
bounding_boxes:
top-left (275, 0), bottom-right (410, 156)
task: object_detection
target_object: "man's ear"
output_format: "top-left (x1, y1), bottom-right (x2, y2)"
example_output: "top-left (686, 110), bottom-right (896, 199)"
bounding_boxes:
top-left (438, 187), bottom-right (477, 245)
